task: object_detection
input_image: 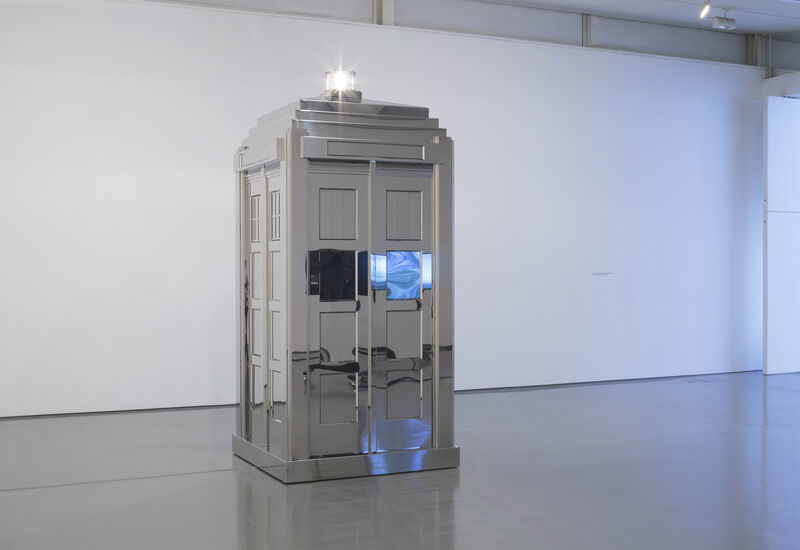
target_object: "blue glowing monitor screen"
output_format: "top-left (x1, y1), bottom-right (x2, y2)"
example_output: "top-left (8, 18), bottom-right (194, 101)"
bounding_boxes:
top-left (370, 252), bottom-right (432, 297)
top-left (386, 251), bottom-right (420, 300)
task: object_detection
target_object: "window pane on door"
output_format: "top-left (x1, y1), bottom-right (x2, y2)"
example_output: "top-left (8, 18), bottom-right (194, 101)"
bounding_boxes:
top-left (386, 251), bottom-right (421, 300)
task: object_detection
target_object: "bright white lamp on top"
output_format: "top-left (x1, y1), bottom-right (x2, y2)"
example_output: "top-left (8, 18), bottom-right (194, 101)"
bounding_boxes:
top-left (325, 70), bottom-right (356, 92)
top-left (323, 70), bottom-right (361, 102)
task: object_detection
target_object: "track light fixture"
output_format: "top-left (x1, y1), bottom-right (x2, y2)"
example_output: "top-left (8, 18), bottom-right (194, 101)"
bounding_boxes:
top-left (712, 8), bottom-right (737, 30)
top-left (700, 0), bottom-right (711, 18)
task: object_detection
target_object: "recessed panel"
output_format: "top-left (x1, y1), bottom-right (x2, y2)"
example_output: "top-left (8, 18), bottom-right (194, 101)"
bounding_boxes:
top-left (358, 251), bottom-right (369, 296)
top-left (310, 250), bottom-right (356, 302)
top-left (320, 312), bottom-right (356, 362)
top-left (271, 369), bottom-right (286, 404)
top-left (251, 310), bottom-right (263, 357)
top-left (251, 252), bottom-right (263, 300)
top-left (320, 189), bottom-right (357, 240)
top-left (269, 251), bottom-right (283, 301)
top-left (320, 373), bottom-right (357, 424)
top-left (386, 190), bottom-right (421, 240)
top-left (386, 370), bottom-right (421, 420)
top-left (386, 310), bottom-right (421, 359)
top-left (371, 253), bottom-right (387, 291)
top-left (422, 253), bottom-right (433, 290)
top-left (386, 251), bottom-right (421, 300)
top-left (252, 365), bottom-right (264, 406)
top-left (327, 141), bottom-right (423, 160)
top-left (270, 311), bottom-right (282, 361)
top-left (371, 252), bottom-right (431, 292)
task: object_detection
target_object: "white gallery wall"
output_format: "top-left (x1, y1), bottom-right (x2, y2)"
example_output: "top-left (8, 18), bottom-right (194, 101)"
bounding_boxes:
top-left (0, 0), bottom-right (764, 416)
top-left (766, 95), bottom-right (800, 375)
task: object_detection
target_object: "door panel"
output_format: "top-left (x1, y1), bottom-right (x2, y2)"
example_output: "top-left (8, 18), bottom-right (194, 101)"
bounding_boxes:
top-left (307, 161), bottom-right (435, 456)
top-left (307, 162), bottom-right (370, 457)
top-left (370, 163), bottom-right (434, 453)
top-left (246, 169), bottom-right (267, 447)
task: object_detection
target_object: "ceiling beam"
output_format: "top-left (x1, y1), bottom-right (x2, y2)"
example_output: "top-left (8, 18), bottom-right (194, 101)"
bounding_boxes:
top-left (763, 71), bottom-right (800, 97)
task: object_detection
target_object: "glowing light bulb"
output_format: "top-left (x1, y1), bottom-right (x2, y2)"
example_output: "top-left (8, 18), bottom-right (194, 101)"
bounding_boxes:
top-left (325, 70), bottom-right (355, 92)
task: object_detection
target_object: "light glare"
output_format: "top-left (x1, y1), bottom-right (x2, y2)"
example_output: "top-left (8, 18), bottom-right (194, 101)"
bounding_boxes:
top-left (700, 1), bottom-right (711, 19)
top-left (326, 70), bottom-right (355, 91)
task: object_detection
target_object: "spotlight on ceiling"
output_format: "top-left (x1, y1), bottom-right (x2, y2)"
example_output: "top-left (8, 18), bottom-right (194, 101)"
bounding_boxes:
top-left (699, 0), bottom-right (711, 19)
top-left (712, 9), bottom-right (737, 30)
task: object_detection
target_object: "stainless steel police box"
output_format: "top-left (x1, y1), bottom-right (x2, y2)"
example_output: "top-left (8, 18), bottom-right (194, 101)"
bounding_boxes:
top-left (232, 74), bottom-right (458, 482)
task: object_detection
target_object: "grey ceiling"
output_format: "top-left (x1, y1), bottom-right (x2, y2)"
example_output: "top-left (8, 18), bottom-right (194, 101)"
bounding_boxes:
top-left (478, 0), bottom-right (800, 34)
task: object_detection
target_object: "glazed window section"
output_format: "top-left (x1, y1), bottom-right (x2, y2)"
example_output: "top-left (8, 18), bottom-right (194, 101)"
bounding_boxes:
top-left (422, 253), bottom-right (432, 290)
top-left (310, 250), bottom-right (355, 302)
top-left (387, 251), bottom-right (421, 300)
top-left (250, 195), bottom-right (260, 242)
top-left (370, 253), bottom-right (432, 295)
top-left (370, 254), bottom-right (387, 291)
top-left (269, 191), bottom-right (281, 241)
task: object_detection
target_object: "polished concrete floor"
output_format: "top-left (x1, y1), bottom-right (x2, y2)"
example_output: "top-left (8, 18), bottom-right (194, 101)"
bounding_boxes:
top-left (1, 371), bottom-right (799, 549)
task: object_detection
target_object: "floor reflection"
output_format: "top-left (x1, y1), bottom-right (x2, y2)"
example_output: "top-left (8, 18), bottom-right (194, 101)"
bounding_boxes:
top-left (3, 372), bottom-right (800, 550)
top-left (759, 374), bottom-right (800, 550)
top-left (235, 459), bottom-right (460, 549)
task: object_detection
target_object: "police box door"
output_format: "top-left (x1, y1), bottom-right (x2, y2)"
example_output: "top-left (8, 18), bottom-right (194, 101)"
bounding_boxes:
top-left (307, 161), bottom-right (370, 457)
top-left (370, 163), bottom-right (434, 453)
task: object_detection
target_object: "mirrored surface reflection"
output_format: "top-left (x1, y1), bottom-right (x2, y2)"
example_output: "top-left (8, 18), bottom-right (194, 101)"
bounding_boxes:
top-left (758, 374), bottom-right (800, 550)
top-left (370, 252), bottom-right (433, 293)
top-left (3, 373), bottom-right (800, 550)
top-left (235, 461), bottom-right (459, 550)
top-left (386, 251), bottom-right (421, 300)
